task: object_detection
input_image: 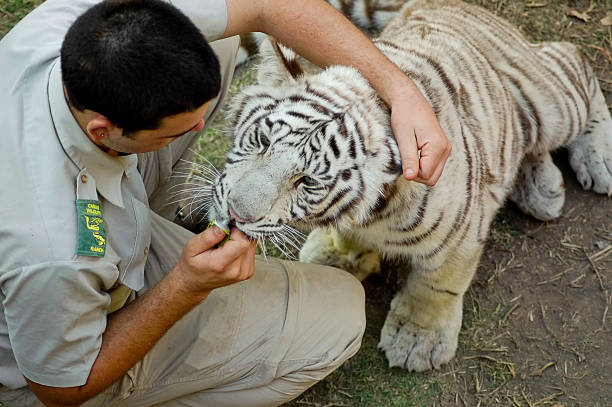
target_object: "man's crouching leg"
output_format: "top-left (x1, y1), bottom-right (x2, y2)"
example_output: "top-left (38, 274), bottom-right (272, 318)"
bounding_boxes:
top-left (92, 223), bottom-right (365, 407)
top-left (184, 260), bottom-right (366, 407)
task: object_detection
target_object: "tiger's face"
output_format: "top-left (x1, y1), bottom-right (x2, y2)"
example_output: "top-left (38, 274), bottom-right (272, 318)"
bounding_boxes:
top-left (207, 67), bottom-right (401, 240)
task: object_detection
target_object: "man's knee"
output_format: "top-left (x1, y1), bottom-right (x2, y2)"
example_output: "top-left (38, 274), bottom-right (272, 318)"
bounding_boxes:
top-left (322, 269), bottom-right (366, 363)
top-left (285, 263), bottom-right (366, 368)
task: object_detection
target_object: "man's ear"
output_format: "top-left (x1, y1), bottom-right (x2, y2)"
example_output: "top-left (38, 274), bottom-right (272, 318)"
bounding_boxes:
top-left (85, 113), bottom-right (115, 141)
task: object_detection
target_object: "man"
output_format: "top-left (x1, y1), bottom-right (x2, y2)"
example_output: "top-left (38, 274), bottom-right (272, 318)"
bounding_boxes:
top-left (0, 0), bottom-right (450, 405)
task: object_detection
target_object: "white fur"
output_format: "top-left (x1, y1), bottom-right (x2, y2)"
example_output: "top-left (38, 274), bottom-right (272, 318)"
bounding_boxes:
top-left (209, 0), bottom-right (612, 372)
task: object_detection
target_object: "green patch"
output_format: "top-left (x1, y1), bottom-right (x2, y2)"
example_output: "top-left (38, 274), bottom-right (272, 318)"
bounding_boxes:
top-left (75, 199), bottom-right (106, 257)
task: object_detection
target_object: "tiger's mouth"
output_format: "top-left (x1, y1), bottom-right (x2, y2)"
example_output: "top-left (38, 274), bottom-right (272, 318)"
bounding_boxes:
top-left (229, 207), bottom-right (247, 224)
top-left (232, 221), bottom-right (285, 239)
top-left (228, 215), bottom-right (306, 257)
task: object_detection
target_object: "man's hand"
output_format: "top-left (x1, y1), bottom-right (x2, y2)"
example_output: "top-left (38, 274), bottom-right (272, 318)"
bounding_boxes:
top-left (390, 82), bottom-right (451, 185)
top-left (173, 225), bottom-right (257, 297)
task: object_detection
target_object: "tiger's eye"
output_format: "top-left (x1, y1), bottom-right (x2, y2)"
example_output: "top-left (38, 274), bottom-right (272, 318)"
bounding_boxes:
top-left (295, 175), bottom-right (318, 188)
top-left (259, 130), bottom-right (270, 147)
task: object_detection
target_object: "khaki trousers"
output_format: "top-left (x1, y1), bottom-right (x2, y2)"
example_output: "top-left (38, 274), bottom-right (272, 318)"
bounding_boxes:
top-left (87, 212), bottom-right (366, 406)
top-left (0, 36), bottom-right (366, 406)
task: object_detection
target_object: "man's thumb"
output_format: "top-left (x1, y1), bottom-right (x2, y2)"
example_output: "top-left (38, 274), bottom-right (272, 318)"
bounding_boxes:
top-left (398, 135), bottom-right (419, 180)
top-left (186, 226), bottom-right (227, 256)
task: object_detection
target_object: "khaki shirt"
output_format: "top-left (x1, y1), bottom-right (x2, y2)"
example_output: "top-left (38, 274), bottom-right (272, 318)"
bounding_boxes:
top-left (0, 0), bottom-right (230, 389)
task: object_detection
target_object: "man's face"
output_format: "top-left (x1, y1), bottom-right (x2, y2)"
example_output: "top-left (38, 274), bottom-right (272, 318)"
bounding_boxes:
top-left (100, 101), bottom-right (212, 155)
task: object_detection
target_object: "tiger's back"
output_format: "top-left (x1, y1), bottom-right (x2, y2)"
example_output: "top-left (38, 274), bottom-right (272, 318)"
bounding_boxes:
top-left (350, 0), bottom-right (605, 259)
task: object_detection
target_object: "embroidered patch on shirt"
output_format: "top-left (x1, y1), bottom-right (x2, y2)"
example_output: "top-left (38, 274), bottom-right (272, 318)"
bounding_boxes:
top-left (76, 199), bottom-right (106, 257)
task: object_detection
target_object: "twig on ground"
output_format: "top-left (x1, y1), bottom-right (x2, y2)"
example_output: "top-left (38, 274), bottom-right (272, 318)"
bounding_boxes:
top-left (583, 248), bottom-right (606, 290)
top-left (587, 44), bottom-right (612, 63)
top-left (529, 361), bottom-right (556, 377)
top-left (599, 290), bottom-right (611, 331)
top-left (589, 244), bottom-right (612, 263)
top-left (570, 273), bottom-right (586, 288)
top-left (500, 303), bottom-right (521, 327)
top-left (526, 2), bottom-right (547, 8)
top-left (536, 268), bottom-right (571, 285)
top-left (535, 391), bottom-right (564, 405)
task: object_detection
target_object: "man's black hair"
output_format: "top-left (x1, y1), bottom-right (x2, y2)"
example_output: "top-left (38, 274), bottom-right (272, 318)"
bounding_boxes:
top-left (61, 0), bottom-right (221, 133)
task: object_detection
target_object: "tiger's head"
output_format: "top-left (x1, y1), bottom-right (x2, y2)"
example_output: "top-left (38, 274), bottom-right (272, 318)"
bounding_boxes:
top-left (206, 39), bottom-right (402, 243)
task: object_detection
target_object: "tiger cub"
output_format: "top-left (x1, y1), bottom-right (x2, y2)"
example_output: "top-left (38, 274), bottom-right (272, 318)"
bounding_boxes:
top-left (237, 0), bottom-right (407, 65)
top-left (207, 0), bottom-right (612, 371)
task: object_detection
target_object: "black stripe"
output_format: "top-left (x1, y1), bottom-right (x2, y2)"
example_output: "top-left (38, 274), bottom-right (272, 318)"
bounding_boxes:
top-left (329, 136), bottom-right (340, 159)
top-left (385, 213), bottom-right (444, 246)
top-left (392, 190), bottom-right (430, 232)
top-left (422, 127), bottom-right (474, 259)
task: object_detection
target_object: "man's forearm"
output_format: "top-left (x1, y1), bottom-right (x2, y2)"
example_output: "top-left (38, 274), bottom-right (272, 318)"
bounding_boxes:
top-left (225, 0), bottom-right (417, 105)
top-left (26, 268), bottom-right (210, 406)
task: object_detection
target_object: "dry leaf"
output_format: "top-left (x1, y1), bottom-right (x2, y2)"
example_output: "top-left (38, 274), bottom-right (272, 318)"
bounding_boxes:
top-left (569, 10), bottom-right (590, 22)
top-left (526, 1), bottom-right (548, 8)
top-left (601, 13), bottom-right (612, 26)
top-left (565, 7), bottom-right (591, 22)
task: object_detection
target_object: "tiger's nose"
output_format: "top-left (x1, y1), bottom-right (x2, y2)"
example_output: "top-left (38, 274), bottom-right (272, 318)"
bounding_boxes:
top-left (227, 195), bottom-right (266, 223)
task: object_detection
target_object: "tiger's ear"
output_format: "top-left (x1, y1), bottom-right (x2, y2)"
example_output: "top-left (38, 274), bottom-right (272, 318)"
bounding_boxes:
top-left (256, 36), bottom-right (304, 86)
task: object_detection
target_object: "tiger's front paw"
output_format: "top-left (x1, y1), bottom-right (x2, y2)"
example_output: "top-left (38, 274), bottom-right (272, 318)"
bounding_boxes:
top-left (299, 228), bottom-right (380, 281)
top-left (378, 312), bottom-right (460, 372)
top-left (510, 151), bottom-right (565, 221)
top-left (569, 121), bottom-right (612, 196)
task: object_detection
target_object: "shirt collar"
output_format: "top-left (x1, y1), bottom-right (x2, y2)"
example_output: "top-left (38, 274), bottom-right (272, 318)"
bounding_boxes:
top-left (47, 60), bottom-right (136, 208)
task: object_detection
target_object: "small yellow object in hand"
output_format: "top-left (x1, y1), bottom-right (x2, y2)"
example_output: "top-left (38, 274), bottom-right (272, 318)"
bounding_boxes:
top-left (207, 220), bottom-right (231, 247)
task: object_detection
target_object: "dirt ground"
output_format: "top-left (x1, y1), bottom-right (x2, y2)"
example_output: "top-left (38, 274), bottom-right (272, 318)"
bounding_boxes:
top-left (450, 148), bottom-right (612, 406)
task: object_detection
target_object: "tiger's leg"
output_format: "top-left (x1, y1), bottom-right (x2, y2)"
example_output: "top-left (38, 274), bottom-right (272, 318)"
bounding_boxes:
top-left (299, 228), bottom-right (381, 282)
top-left (568, 77), bottom-right (612, 196)
top-left (509, 151), bottom-right (565, 221)
top-left (378, 247), bottom-right (482, 371)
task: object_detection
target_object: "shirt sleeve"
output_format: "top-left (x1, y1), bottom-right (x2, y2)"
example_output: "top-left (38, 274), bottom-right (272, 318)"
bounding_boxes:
top-left (170, 0), bottom-right (229, 41)
top-left (0, 260), bottom-right (119, 387)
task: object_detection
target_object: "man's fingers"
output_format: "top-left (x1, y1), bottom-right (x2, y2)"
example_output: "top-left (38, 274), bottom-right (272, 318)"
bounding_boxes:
top-left (415, 132), bottom-right (451, 184)
top-left (206, 230), bottom-right (251, 269)
top-left (393, 125), bottom-right (419, 180)
top-left (184, 225), bottom-right (228, 256)
top-left (415, 160), bottom-right (445, 186)
top-left (220, 239), bottom-right (257, 282)
top-left (238, 240), bottom-right (258, 280)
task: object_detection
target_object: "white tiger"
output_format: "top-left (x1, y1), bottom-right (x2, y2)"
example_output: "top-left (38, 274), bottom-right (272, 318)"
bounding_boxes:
top-left (205, 0), bottom-right (612, 371)
top-left (236, 0), bottom-right (408, 65)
